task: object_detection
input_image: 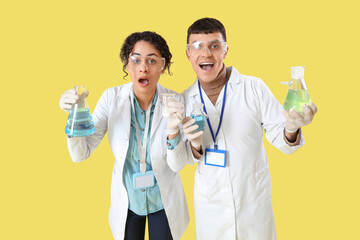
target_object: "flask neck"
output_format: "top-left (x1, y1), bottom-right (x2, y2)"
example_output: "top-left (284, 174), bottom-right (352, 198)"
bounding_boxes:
top-left (192, 107), bottom-right (204, 116)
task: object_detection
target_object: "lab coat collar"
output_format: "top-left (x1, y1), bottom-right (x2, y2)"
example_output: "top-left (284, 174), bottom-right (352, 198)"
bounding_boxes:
top-left (187, 66), bottom-right (241, 97)
top-left (118, 82), bottom-right (133, 98)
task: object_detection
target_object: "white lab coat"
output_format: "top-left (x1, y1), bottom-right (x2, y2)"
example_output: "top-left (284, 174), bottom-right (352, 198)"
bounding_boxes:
top-left (168, 67), bottom-right (304, 240)
top-left (67, 82), bottom-right (189, 240)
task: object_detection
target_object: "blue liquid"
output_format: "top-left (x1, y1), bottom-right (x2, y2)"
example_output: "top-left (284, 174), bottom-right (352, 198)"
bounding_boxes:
top-left (65, 108), bottom-right (95, 137)
top-left (190, 114), bottom-right (205, 131)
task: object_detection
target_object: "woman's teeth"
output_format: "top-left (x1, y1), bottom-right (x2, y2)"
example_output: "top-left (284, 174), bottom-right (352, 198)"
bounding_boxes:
top-left (139, 78), bottom-right (150, 86)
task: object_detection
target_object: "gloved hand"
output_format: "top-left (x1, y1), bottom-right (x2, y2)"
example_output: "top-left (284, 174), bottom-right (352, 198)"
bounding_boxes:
top-left (165, 97), bottom-right (184, 135)
top-left (282, 102), bottom-right (318, 133)
top-left (182, 117), bottom-right (204, 148)
top-left (59, 89), bottom-right (89, 113)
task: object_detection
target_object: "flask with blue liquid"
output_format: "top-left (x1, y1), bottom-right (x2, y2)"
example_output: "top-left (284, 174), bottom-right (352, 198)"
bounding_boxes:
top-left (65, 85), bottom-right (96, 137)
top-left (190, 103), bottom-right (205, 131)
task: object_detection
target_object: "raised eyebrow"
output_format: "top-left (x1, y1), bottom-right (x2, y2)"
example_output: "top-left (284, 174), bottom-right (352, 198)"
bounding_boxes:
top-left (189, 40), bottom-right (202, 45)
top-left (146, 53), bottom-right (160, 57)
top-left (132, 52), bottom-right (159, 57)
top-left (190, 40), bottom-right (221, 44)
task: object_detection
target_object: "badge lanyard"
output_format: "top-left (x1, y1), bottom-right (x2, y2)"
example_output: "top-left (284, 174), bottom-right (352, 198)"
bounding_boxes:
top-left (130, 89), bottom-right (151, 174)
top-left (198, 68), bottom-right (229, 150)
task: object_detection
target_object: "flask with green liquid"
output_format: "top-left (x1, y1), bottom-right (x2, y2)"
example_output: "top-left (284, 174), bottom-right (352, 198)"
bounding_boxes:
top-left (282, 66), bottom-right (311, 113)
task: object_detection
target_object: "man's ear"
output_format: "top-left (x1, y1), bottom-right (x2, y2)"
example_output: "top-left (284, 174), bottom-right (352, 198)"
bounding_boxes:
top-left (186, 50), bottom-right (190, 60)
top-left (224, 46), bottom-right (229, 59)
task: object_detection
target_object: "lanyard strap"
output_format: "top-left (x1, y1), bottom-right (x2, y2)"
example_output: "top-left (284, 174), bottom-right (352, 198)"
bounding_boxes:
top-left (130, 89), bottom-right (151, 174)
top-left (198, 68), bottom-right (229, 149)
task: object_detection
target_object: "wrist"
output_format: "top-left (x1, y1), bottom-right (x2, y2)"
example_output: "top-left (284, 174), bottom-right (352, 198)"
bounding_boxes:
top-left (168, 131), bottom-right (179, 140)
top-left (284, 128), bottom-right (299, 142)
top-left (285, 126), bottom-right (299, 133)
top-left (191, 142), bottom-right (201, 148)
top-left (167, 128), bottom-right (179, 135)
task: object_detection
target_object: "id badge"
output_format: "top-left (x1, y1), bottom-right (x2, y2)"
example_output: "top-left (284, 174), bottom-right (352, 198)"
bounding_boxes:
top-left (205, 148), bottom-right (226, 167)
top-left (133, 171), bottom-right (155, 190)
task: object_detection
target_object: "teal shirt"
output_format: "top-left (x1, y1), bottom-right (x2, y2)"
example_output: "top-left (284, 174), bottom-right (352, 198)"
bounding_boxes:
top-left (123, 90), bottom-right (180, 216)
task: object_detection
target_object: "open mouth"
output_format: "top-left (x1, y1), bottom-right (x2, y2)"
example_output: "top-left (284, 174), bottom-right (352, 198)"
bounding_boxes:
top-left (199, 63), bottom-right (214, 71)
top-left (138, 78), bottom-right (150, 87)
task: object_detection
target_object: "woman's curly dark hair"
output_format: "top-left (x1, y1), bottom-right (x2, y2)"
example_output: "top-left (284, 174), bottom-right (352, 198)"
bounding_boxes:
top-left (119, 31), bottom-right (173, 79)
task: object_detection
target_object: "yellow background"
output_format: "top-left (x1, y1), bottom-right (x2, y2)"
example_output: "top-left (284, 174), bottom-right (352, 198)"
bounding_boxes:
top-left (1, 0), bottom-right (359, 239)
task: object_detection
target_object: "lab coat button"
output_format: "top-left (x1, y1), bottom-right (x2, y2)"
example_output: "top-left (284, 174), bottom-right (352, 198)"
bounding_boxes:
top-left (141, 128), bottom-right (144, 131)
top-left (141, 189), bottom-right (145, 192)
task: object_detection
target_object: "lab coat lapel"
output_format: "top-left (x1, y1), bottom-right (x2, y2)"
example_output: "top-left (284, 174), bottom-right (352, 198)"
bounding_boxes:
top-left (150, 84), bottom-right (164, 140)
top-left (119, 83), bottom-right (132, 139)
top-left (109, 83), bottom-right (132, 172)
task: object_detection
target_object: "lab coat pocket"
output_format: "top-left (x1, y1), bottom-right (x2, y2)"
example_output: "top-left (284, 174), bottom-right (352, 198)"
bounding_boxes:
top-left (195, 163), bottom-right (225, 200)
top-left (255, 167), bottom-right (272, 204)
top-left (197, 160), bottom-right (218, 177)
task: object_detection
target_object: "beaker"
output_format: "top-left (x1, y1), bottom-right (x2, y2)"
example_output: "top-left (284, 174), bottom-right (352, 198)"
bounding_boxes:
top-left (161, 93), bottom-right (176, 117)
top-left (282, 66), bottom-right (311, 113)
top-left (65, 85), bottom-right (96, 137)
top-left (190, 103), bottom-right (205, 132)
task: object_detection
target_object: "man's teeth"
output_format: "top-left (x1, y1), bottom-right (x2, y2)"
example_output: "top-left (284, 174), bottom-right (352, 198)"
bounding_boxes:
top-left (200, 63), bottom-right (214, 70)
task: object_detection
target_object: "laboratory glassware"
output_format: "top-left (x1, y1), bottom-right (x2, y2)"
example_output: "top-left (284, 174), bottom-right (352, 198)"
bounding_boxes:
top-left (161, 93), bottom-right (176, 117)
top-left (190, 103), bottom-right (206, 131)
top-left (282, 66), bottom-right (311, 113)
top-left (65, 85), bottom-right (96, 137)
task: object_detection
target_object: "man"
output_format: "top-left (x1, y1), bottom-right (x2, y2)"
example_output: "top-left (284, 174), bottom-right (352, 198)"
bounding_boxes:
top-left (165, 18), bottom-right (317, 240)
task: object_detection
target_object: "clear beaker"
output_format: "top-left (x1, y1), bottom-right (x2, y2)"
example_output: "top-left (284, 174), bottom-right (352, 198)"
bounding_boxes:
top-left (161, 93), bottom-right (176, 117)
top-left (282, 66), bottom-right (311, 113)
top-left (65, 85), bottom-right (96, 137)
top-left (190, 103), bottom-right (205, 132)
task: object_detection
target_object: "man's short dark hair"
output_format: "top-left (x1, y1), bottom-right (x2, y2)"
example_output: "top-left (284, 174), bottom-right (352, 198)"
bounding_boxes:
top-left (187, 18), bottom-right (227, 44)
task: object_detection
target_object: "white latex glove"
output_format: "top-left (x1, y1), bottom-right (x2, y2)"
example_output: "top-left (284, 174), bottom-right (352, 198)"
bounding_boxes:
top-left (282, 102), bottom-right (318, 133)
top-left (165, 97), bottom-right (184, 135)
top-left (182, 117), bottom-right (204, 148)
top-left (59, 89), bottom-right (89, 113)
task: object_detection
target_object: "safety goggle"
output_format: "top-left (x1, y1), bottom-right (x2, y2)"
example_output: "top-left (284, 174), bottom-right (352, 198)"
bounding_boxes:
top-left (186, 41), bottom-right (227, 57)
top-left (127, 54), bottom-right (165, 72)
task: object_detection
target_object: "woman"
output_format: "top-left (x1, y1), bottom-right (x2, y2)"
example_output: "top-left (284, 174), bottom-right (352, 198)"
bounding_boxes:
top-left (59, 31), bottom-right (189, 240)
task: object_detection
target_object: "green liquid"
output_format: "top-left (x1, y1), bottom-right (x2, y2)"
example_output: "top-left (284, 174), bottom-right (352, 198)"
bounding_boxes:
top-left (283, 89), bottom-right (311, 112)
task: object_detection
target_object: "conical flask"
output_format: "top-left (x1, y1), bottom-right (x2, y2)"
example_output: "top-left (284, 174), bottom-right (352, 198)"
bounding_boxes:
top-left (282, 66), bottom-right (311, 113)
top-left (190, 103), bottom-right (206, 131)
top-left (65, 85), bottom-right (96, 137)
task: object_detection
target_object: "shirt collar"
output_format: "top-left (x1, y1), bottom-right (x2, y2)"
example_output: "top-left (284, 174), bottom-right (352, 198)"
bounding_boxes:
top-left (132, 89), bottom-right (158, 112)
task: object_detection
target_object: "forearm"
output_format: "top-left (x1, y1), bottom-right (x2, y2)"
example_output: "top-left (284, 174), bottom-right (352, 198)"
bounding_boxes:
top-left (67, 137), bottom-right (91, 162)
top-left (167, 139), bottom-right (189, 171)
